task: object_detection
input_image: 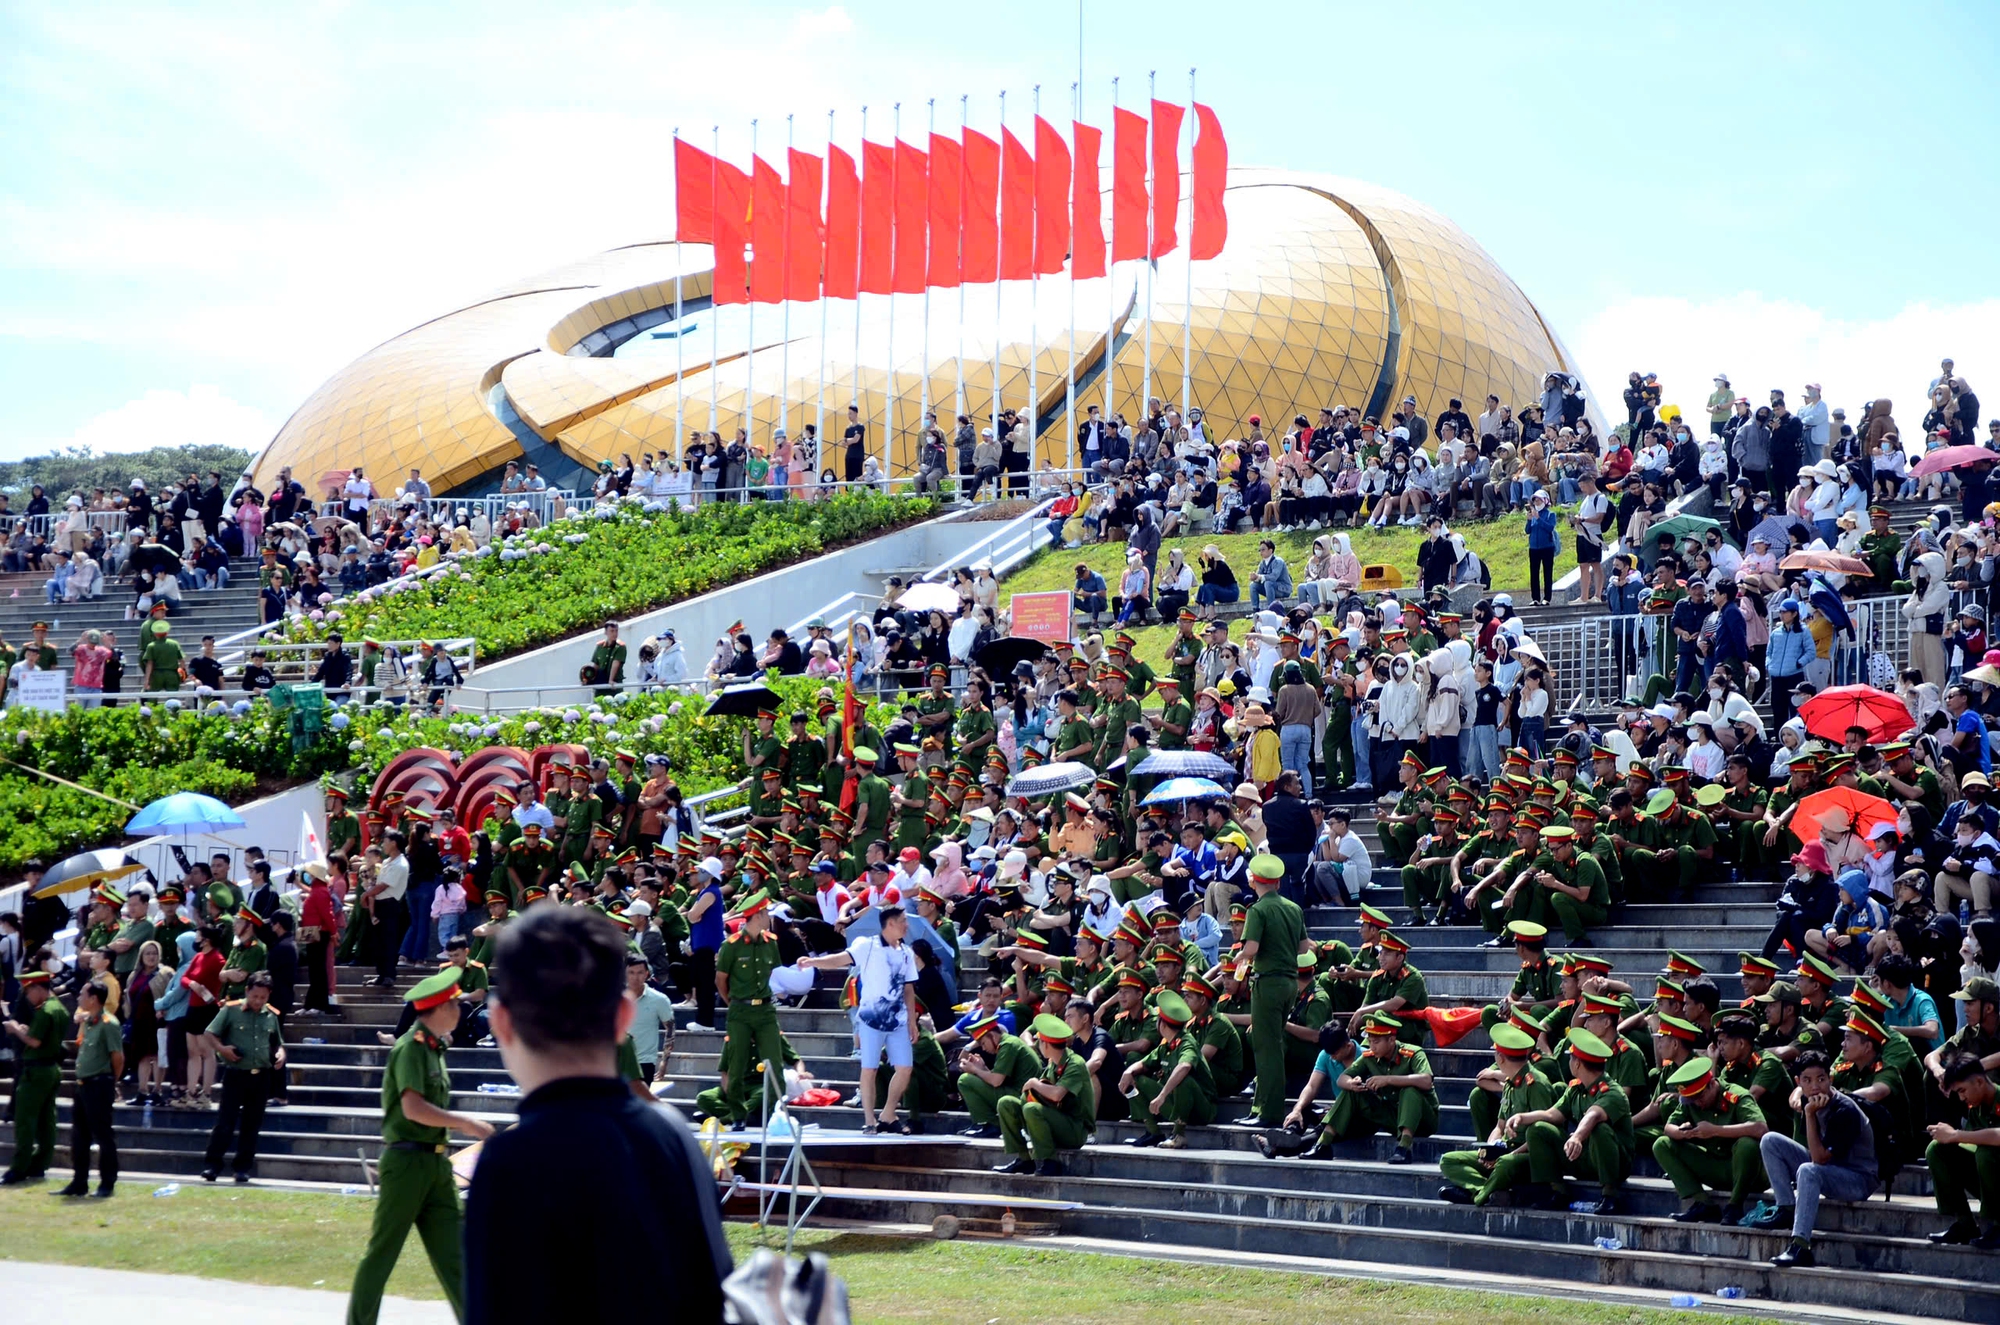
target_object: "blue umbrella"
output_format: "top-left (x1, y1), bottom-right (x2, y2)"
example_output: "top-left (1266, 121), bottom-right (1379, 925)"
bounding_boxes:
top-left (1130, 750), bottom-right (1239, 781)
top-left (1140, 776), bottom-right (1229, 806)
top-left (125, 792), bottom-right (248, 840)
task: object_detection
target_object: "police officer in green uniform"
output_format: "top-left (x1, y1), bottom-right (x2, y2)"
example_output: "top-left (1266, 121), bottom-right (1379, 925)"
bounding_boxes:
top-left (1490, 1027), bottom-right (1635, 1213)
top-left (1631, 1013), bottom-right (1704, 1154)
top-left (200, 972), bottom-right (285, 1182)
top-left (1150, 675), bottom-right (1194, 751)
top-left (955, 1012), bottom-right (1037, 1138)
top-left (995, 1013), bottom-right (1096, 1174)
top-left (1438, 1023), bottom-right (1556, 1203)
top-left (1182, 973), bottom-right (1245, 1098)
top-left (1626, 787), bottom-right (1718, 897)
top-left (347, 967), bottom-right (493, 1325)
top-left (1, 970), bottom-right (69, 1184)
top-left (699, 891), bottom-right (789, 1128)
top-left (1315, 1012), bottom-right (1438, 1163)
top-left (1653, 1055), bottom-right (1770, 1224)
top-left (1926, 1053), bottom-right (2000, 1248)
top-left (1479, 920), bottom-right (1562, 1035)
top-left (1714, 1013), bottom-right (1794, 1140)
top-left (1348, 931), bottom-right (1428, 1046)
top-left (1090, 668), bottom-right (1143, 771)
top-left (915, 665), bottom-right (957, 758)
top-left (1122, 991), bottom-right (1218, 1148)
top-left (1238, 854), bottom-right (1306, 1126)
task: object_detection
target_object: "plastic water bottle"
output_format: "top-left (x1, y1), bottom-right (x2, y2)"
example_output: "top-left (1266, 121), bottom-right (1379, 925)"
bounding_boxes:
top-left (303, 1037), bottom-right (326, 1045)
top-left (142, 1101), bottom-right (154, 1130)
top-left (1669, 1296), bottom-right (1701, 1309)
top-left (340, 1185), bottom-right (366, 1197)
top-left (152, 1183), bottom-right (181, 1198)
top-left (1717, 1287), bottom-right (1746, 1300)
top-left (1570, 1200), bottom-right (1595, 1213)
top-left (1592, 1236), bottom-right (1623, 1251)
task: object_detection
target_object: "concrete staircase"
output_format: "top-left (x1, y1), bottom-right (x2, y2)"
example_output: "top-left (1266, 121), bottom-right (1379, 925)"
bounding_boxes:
top-left (0, 570), bottom-right (265, 667)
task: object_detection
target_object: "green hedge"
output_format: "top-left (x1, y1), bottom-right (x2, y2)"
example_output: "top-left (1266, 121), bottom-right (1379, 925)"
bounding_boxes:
top-left (280, 491), bottom-right (936, 657)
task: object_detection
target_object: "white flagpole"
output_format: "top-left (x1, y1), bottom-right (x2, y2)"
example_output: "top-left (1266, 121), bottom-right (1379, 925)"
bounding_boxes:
top-left (673, 127), bottom-right (685, 466)
top-left (855, 106), bottom-right (867, 475)
top-left (993, 89), bottom-right (1005, 485)
top-left (709, 125), bottom-right (720, 436)
top-left (921, 98), bottom-right (933, 449)
top-left (1028, 83), bottom-right (1041, 488)
top-left (781, 113), bottom-right (793, 440)
top-left (1184, 68), bottom-right (1196, 421)
top-left (957, 94), bottom-right (968, 418)
top-left (1066, 83), bottom-right (1078, 475)
top-left (886, 101), bottom-right (900, 483)
top-left (1142, 71), bottom-right (1154, 422)
top-left (1104, 77), bottom-right (1117, 427)
top-left (746, 117), bottom-right (759, 472)
top-left (819, 109), bottom-right (831, 462)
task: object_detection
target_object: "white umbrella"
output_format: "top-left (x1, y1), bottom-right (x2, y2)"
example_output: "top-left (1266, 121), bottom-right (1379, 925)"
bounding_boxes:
top-left (897, 581), bottom-right (962, 614)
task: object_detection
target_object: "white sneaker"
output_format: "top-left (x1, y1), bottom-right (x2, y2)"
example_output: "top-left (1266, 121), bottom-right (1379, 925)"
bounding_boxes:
top-left (685, 1022), bottom-right (715, 1033)
top-left (1307, 520), bottom-right (1322, 530)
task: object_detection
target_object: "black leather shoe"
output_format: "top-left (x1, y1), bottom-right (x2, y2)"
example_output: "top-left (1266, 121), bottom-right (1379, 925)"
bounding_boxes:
top-left (1973, 1223), bottom-right (2000, 1251)
top-left (1719, 1202), bottom-right (1745, 1226)
top-left (0, 1172), bottom-right (31, 1186)
top-left (1438, 1184), bottom-right (1474, 1204)
top-left (1671, 1202), bottom-right (1721, 1224)
top-left (200, 1169), bottom-right (219, 1183)
top-left (991, 1157), bottom-right (1033, 1175)
top-left (959, 1124), bottom-right (999, 1139)
top-left (234, 1172), bottom-right (252, 1185)
top-left (50, 1182), bottom-right (88, 1197)
top-left (1771, 1239), bottom-right (1815, 1268)
top-left (1125, 1131), bottom-right (1164, 1147)
top-left (1579, 1195), bottom-right (1618, 1216)
top-left (1744, 1204), bottom-right (1792, 1231)
top-left (1034, 1159), bottom-right (1065, 1177)
top-left (1928, 1217), bottom-right (1980, 1245)
top-left (89, 1185), bottom-right (115, 1200)
top-left (1387, 1146), bottom-right (1414, 1165)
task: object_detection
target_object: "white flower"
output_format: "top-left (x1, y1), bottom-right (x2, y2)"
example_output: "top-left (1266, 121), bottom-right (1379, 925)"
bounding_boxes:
top-left (329, 712), bottom-right (351, 731)
top-left (667, 702), bottom-right (683, 716)
top-left (522, 721), bottom-right (541, 734)
top-left (349, 739), bottom-right (364, 751)
top-left (563, 709), bottom-right (582, 723)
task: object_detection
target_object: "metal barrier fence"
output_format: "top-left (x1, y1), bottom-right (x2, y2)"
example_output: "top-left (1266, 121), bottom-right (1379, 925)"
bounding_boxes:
top-left (0, 510), bottom-right (133, 542)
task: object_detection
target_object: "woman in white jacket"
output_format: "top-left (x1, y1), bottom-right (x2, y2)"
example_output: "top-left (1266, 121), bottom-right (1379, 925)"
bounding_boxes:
top-left (1377, 652), bottom-right (1424, 759)
top-left (1902, 547), bottom-right (1950, 684)
top-left (640, 631), bottom-right (688, 688)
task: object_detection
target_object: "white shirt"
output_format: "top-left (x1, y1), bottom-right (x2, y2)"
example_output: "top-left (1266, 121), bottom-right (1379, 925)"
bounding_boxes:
top-left (1575, 492), bottom-right (1611, 545)
top-left (813, 881), bottom-right (853, 925)
top-left (375, 853), bottom-right (410, 903)
top-left (343, 475), bottom-right (375, 512)
top-left (511, 801), bottom-right (555, 833)
top-left (847, 935), bottom-right (917, 1027)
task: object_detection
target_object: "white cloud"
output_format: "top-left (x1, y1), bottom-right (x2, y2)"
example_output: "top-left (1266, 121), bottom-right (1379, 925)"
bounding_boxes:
top-left (1570, 293), bottom-right (2000, 428)
top-left (21, 385), bottom-right (276, 460)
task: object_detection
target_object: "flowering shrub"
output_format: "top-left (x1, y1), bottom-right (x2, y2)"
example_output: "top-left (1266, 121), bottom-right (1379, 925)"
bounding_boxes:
top-left (279, 492), bottom-right (934, 658)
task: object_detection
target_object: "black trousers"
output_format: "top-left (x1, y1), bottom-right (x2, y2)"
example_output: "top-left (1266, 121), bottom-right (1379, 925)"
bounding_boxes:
top-left (304, 938), bottom-right (332, 1011)
top-left (1529, 547), bottom-right (1556, 601)
top-left (70, 1075), bottom-right (118, 1186)
top-left (204, 1068), bottom-right (271, 1174)
top-left (374, 897), bottom-right (408, 981)
top-left (688, 947), bottom-right (718, 1025)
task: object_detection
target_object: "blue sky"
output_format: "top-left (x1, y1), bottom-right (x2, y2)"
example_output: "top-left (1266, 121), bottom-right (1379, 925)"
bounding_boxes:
top-left (3, 0), bottom-right (1997, 462)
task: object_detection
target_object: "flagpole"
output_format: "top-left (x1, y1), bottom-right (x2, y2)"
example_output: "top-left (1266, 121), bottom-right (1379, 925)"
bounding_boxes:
top-left (747, 117), bottom-right (759, 471)
top-left (993, 89), bottom-right (1005, 486)
top-left (673, 126), bottom-right (685, 467)
top-left (1028, 83), bottom-right (1041, 489)
top-left (1065, 84), bottom-right (1078, 475)
top-left (856, 106), bottom-right (867, 478)
top-left (1104, 77), bottom-right (1117, 428)
top-left (709, 125), bottom-right (720, 437)
top-left (957, 94), bottom-right (968, 419)
top-left (781, 113), bottom-right (793, 441)
top-left (886, 101), bottom-right (900, 484)
top-left (819, 110), bottom-right (832, 466)
top-left (1142, 71), bottom-right (1154, 422)
top-left (1183, 68), bottom-right (1196, 422)
top-left (921, 98), bottom-right (933, 451)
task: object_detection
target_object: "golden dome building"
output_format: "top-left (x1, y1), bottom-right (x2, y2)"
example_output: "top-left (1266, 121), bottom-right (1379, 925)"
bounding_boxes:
top-left (253, 168), bottom-right (1598, 494)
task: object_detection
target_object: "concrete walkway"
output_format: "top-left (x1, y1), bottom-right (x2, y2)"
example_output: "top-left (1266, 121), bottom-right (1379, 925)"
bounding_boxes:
top-left (2, 1261), bottom-right (453, 1323)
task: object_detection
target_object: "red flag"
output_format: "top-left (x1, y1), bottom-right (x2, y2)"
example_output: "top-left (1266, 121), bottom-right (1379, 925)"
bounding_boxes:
top-left (1033, 116), bottom-right (1070, 277)
top-left (893, 139), bottom-right (927, 296)
top-left (674, 138), bottom-right (714, 244)
top-left (1111, 107), bottom-right (1148, 262)
top-left (1070, 121), bottom-right (1105, 280)
top-left (961, 128), bottom-right (999, 283)
top-left (713, 159), bottom-right (750, 306)
top-left (927, 131), bottom-right (961, 289)
top-left (1150, 99), bottom-right (1184, 259)
top-left (823, 145), bottom-right (859, 300)
top-left (785, 148), bottom-right (824, 302)
top-left (1190, 102), bottom-right (1228, 261)
top-left (750, 155), bottom-right (785, 304)
top-left (859, 140), bottom-right (894, 295)
top-left (1000, 127), bottom-right (1033, 281)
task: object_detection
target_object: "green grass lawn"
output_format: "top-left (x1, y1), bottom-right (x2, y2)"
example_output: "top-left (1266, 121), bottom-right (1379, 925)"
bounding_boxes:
top-left (0, 1184), bottom-right (1758, 1325)
top-left (994, 512), bottom-right (1567, 671)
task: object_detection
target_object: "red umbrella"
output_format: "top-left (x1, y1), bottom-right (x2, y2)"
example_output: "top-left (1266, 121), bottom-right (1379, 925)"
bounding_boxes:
top-left (1796, 684), bottom-right (1914, 744)
top-left (1792, 787), bottom-right (1896, 842)
top-left (1911, 444), bottom-right (2000, 477)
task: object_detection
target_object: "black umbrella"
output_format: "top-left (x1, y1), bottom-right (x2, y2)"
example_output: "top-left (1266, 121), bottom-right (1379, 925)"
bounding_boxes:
top-left (703, 682), bottom-right (782, 718)
top-left (34, 848), bottom-right (148, 899)
top-left (975, 636), bottom-right (1051, 675)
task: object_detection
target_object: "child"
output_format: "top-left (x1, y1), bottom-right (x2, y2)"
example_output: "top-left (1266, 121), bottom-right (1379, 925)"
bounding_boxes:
top-left (1810, 869), bottom-right (1888, 971)
top-left (1699, 435), bottom-right (1730, 501)
top-left (430, 866), bottom-right (467, 952)
top-left (1467, 660), bottom-right (1503, 783)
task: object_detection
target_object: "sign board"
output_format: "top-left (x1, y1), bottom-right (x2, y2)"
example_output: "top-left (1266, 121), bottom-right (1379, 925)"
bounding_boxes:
top-left (660, 471), bottom-right (695, 503)
top-left (17, 669), bottom-right (66, 713)
top-left (1009, 591), bottom-right (1073, 643)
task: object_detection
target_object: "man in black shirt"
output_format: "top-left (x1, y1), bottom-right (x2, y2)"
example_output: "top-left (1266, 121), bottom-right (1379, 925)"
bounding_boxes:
top-left (843, 404), bottom-right (867, 481)
top-left (187, 636), bottom-right (226, 691)
top-left (313, 634), bottom-right (354, 699)
top-left (468, 907), bottom-right (731, 1324)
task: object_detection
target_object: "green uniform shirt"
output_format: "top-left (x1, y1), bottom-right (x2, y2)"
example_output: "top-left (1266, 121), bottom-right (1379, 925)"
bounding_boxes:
top-left (1509, 959), bottom-right (1563, 1006)
top-left (21, 997), bottom-right (70, 1065)
top-left (784, 736), bottom-right (826, 788)
top-left (1346, 1043), bottom-right (1433, 1090)
top-left (111, 917), bottom-right (155, 977)
top-left (1193, 1013), bottom-right (1245, 1085)
top-left (207, 1000), bottom-right (281, 1071)
top-left (73, 1013), bottom-right (123, 1078)
top-left (1242, 892), bottom-right (1306, 977)
top-left (1665, 1082), bottom-right (1766, 1157)
top-left (224, 940), bottom-right (267, 975)
top-left (1559, 1035), bottom-right (1649, 1101)
top-left (1555, 1074), bottom-right (1636, 1153)
top-left (381, 1027), bottom-right (452, 1145)
top-left (1720, 1051), bottom-right (1794, 1139)
top-left (469, 913), bottom-right (514, 967)
top-left (1109, 1005), bottom-right (1158, 1053)
top-left (1037, 1046), bottom-right (1097, 1128)
top-left (1359, 964), bottom-right (1430, 1038)
top-left (1094, 697), bottom-right (1143, 768)
top-left (1155, 699), bottom-right (1194, 750)
top-left (1053, 715), bottom-right (1095, 763)
top-left (985, 1035), bottom-right (1039, 1093)
top-left (140, 636), bottom-right (184, 682)
top-left (590, 640), bottom-right (628, 681)
top-left (955, 704), bottom-right (997, 752)
top-left (1493, 1062), bottom-right (1559, 1135)
top-left (717, 931), bottom-right (781, 1000)
top-left (915, 693), bottom-right (957, 752)
top-left (1136, 1030), bottom-right (1217, 1100)
top-left (855, 775), bottom-right (894, 843)
top-left (327, 810), bottom-right (362, 859)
